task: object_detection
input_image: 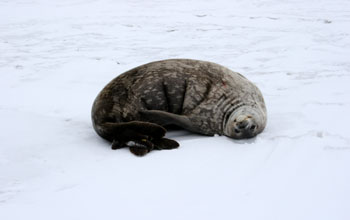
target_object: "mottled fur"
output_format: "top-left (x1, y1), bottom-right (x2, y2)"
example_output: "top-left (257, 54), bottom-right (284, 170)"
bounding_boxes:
top-left (92, 59), bottom-right (267, 155)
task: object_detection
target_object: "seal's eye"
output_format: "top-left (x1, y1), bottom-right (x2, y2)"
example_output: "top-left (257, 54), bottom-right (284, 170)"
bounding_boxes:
top-left (250, 125), bottom-right (256, 130)
top-left (234, 128), bottom-right (240, 133)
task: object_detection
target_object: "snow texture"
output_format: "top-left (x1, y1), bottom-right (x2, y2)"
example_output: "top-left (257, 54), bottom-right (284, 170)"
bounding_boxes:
top-left (1, 0), bottom-right (349, 219)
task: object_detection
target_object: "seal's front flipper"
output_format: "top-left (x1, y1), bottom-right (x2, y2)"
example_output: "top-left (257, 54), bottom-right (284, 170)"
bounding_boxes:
top-left (153, 138), bottom-right (179, 150)
top-left (139, 110), bottom-right (196, 132)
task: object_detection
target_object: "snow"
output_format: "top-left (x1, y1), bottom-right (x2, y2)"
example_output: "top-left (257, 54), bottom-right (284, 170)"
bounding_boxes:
top-left (1, 0), bottom-right (350, 219)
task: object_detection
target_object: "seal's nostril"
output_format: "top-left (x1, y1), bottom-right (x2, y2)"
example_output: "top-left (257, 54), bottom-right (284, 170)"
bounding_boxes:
top-left (237, 123), bottom-right (244, 129)
top-left (234, 128), bottom-right (240, 133)
top-left (237, 120), bottom-right (249, 129)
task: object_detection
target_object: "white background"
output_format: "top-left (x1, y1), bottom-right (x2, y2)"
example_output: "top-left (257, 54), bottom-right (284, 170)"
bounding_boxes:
top-left (1, 0), bottom-right (349, 219)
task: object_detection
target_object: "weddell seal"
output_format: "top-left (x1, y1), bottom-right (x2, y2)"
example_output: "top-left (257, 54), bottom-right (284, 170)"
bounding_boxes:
top-left (91, 59), bottom-right (267, 156)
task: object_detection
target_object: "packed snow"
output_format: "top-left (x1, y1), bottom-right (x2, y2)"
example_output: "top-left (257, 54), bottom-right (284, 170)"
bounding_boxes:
top-left (1, 0), bottom-right (350, 219)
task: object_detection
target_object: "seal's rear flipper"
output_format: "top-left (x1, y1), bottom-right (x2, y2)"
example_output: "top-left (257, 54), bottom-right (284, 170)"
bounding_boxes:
top-left (153, 138), bottom-right (179, 150)
top-left (111, 139), bottom-right (124, 150)
top-left (139, 110), bottom-right (196, 132)
top-left (99, 120), bottom-right (180, 156)
top-left (129, 145), bottom-right (149, 156)
top-left (103, 121), bottom-right (166, 141)
top-left (128, 139), bottom-right (155, 156)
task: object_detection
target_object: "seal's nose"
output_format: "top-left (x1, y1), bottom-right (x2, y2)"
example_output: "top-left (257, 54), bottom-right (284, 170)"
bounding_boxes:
top-left (234, 117), bottom-right (257, 137)
top-left (235, 116), bottom-right (252, 129)
top-left (236, 119), bottom-right (250, 129)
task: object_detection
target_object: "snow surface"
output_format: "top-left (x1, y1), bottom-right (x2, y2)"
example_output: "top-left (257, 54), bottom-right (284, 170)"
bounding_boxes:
top-left (1, 0), bottom-right (350, 219)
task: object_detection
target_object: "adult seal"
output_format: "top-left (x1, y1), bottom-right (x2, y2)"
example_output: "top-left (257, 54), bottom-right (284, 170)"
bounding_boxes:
top-left (92, 59), bottom-right (267, 156)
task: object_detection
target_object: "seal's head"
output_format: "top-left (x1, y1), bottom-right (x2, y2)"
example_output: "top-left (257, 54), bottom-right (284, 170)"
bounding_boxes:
top-left (224, 106), bottom-right (266, 139)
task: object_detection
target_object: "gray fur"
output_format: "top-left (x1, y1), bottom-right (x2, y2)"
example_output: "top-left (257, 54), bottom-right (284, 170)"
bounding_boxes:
top-left (92, 59), bottom-right (267, 140)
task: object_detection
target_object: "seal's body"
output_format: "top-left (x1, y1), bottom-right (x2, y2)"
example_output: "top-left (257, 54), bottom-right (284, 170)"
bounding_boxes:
top-left (92, 59), bottom-right (267, 155)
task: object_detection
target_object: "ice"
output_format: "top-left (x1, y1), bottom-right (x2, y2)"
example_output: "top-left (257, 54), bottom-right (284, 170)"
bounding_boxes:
top-left (1, 0), bottom-right (349, 219)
